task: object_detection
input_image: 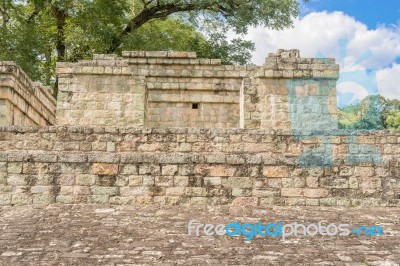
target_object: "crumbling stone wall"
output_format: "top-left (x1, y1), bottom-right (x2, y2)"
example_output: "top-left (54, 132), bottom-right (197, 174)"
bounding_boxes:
top-left (56, 54), bottom-right (145, 126)
top-left (56, 52), bottom-right (243, 128)
top-left (242, 49), bottom-right (339, 130)
top-left (130, 51), bottom-right (242, 128)
top-left (0, 126), bottom-right (398, 207)
top-left (0, 52), bottom-right (395, 209)
top-left (56, 50), bottom-right (339, 130)
top-left (0, 49), bottom-right (338, 130)
top-left (0, 62), bottom-right (56, 126)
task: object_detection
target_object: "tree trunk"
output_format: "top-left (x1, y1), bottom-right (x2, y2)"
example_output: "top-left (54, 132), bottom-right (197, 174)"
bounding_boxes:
top-left (53, 6), bottom-right (67, 61)
top-left (52, 6), bottom-right (68, 98)
top-left (0, 0), bottom-right (10, 29)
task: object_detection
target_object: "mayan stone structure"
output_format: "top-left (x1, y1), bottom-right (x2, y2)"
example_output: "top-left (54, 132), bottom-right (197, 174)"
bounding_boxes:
top-left (0, 50), bottom-right (398, 208)
top-left (243, 50), bottom-right (339, 131)
top-left (56, 49), bottom-right (339, 130)
top-left (0, 126), bottom-right (398, 207)
top-left (0, 62), bottom-right (56, 126)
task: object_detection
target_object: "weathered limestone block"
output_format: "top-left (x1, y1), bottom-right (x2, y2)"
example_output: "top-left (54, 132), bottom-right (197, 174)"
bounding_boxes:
top-left (263, 166), bottom-right (290, 178)
top-left (232, 197), bottom-right (258, 206)
top-left (0, 62), bottom-right (56, 126)
top-left (303, 188), bottom-right (330, 198)
top-left (91, 163), bottom-right (119, 175)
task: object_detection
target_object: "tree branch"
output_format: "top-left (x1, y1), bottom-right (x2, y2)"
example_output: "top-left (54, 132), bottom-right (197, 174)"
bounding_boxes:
top-left (107, 2), bottom-right (208, 53)
top-left (0, 0), bottom-right (10, 28)
top-left (26, 9), bottom-right (39, 23)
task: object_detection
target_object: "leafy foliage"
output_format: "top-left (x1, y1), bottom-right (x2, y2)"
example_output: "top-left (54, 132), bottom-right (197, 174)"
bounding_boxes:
top-left (386, 110), bottom-right (400, 130)
top-left (339, 95), bottom-right (400, 131)
top-left (0, 0), bottom-right (303, 96)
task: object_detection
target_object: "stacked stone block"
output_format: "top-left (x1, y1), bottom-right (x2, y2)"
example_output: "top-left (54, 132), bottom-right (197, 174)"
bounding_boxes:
top-left (242, 49), bottom-right (339, 130)
top-left (0, 126), bottom-right (398, 207)
top-left (56, 49), bottom-right (339, 130)
top-left (57, 52), bottom-right (246, 128)
top-left (128, 51), bottom-right (242, 128)
top-left (56, 54), bottom-right (145, 126)
top-left (0, 62), bottom-right (56, 126)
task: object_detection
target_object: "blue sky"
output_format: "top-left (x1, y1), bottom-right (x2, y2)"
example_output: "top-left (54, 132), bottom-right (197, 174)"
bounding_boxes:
top-left (300, 0), bottom-right (400, 105)
top-left (300, 0), bottom-right (400, 67)
top-left (302, 0), bottom-right (400, 29)
top-left (231, 0), bottom-right (400, 105)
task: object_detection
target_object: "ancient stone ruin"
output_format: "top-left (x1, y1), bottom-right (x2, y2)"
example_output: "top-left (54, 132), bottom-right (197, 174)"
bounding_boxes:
top-left (0, 62), bottom-right (55, 126)
top-left (0, 50), bottom-right (398, 207)
top-left (56, 49), bottom-right (339, 131)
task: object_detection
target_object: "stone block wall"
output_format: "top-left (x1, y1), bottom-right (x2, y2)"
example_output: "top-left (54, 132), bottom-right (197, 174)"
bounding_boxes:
top-left (0, 62), bottom-right (56, 126)
top-left (56, 52), bottom-right (244, 128)
top-left (0, 126), bottom-right (398, 207)
top-left (56, 55), bottom-right (145, 126)
top-left (242, 50), bottom-right (339, 130)
top-left (56, 50), bottom-right (339, 130)
top-left (128, 51), bottom-right (242, 128)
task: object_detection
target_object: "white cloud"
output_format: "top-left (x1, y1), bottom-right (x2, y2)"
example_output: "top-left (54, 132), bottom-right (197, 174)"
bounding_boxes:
top-left (230, 11), bottom-right (400, 101)
top-left (337, 81), bottom-right (369, 105)
top-left (377, 64), bottom-right (400, 100)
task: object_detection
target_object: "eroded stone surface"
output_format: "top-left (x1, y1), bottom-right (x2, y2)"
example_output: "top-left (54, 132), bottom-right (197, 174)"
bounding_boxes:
top-left (92, 163), bottom-right (119, 175)
top-left (0, 62), bottom-right (56, 126)
top-left (0, 204), bottom-right (398, 265)
top-left (0, 126), bottom-right (399, 207)
top-left (56, 49), bottom-right (339, 129)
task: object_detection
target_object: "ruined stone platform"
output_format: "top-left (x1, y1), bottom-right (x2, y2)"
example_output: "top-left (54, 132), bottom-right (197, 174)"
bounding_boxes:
top-left (0, 204), bottom-right (398, 265)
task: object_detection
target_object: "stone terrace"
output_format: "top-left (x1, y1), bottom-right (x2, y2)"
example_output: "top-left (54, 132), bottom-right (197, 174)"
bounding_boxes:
top-left (56, 49), bottom-right (339, 130)
top-left (0, 126), bottom-right (399, 207)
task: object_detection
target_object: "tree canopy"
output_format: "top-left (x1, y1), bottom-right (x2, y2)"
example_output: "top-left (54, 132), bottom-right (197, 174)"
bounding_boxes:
top-left (339, 95), bottom-right (400, 131)
top-left (0, 0), bottom-right (305, 96)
